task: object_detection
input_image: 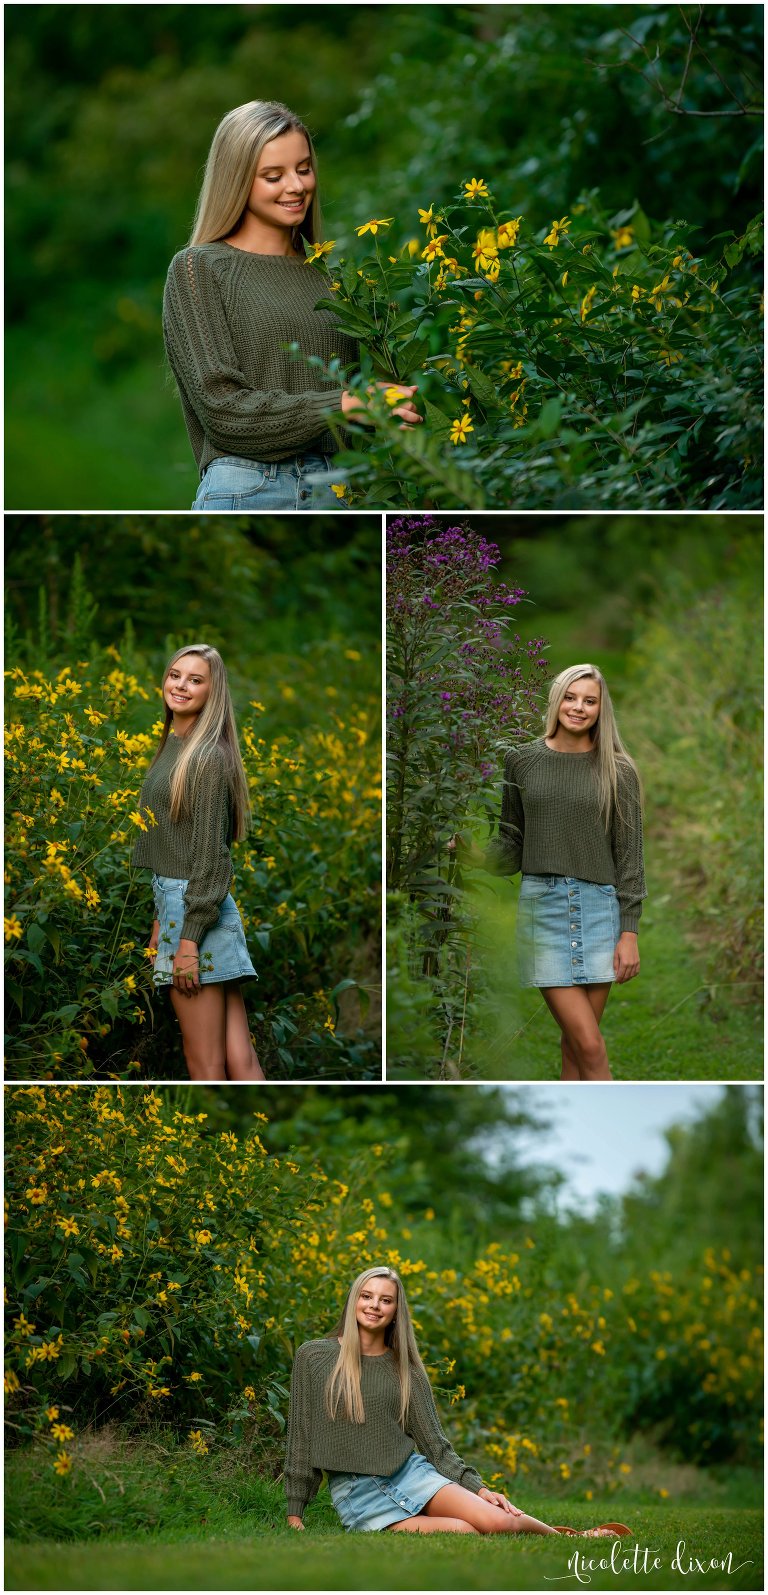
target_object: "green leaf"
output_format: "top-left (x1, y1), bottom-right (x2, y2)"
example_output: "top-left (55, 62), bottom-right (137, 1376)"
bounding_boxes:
top-left (133, 1306), bottom-right (152, 1330)
top-left (465, 365), bottom-right (499, 407)
top-left (420, 397), bottom-right (455, 440)
top-left (537, 397), bottom-right (562, 438)
top-left (27, 922), bottom-right (48, 957)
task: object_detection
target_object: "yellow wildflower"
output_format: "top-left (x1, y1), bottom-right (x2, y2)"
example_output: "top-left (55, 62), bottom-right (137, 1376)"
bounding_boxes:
top-left (464, 178), bottom-right (489, 200)
top-left (543, 216), bottom-right (570, 247)
top-left (355, 218), bottom-right (393, 236)
top-left (304, 240), bottom-right (335, 263)
top-left (450, 415), bottom-right (474, 446)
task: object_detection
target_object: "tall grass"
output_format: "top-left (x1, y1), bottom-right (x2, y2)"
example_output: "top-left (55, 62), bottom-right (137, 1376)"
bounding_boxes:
top-left (621, 568), bottom-right (762, 999)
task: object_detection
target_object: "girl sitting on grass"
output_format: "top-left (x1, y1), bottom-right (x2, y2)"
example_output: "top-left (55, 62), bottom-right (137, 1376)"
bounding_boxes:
top-left (285, 1265), bottom-right (630, 1538)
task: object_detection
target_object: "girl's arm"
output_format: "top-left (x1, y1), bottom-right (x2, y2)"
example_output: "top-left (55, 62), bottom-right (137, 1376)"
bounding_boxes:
top-left (611, 763), bottom-right (646, 935)
top-left (163, 249), bottom-right (346, 462)
top-left (284, 1344), bottom-right (324, 1525)
top-left (484, 750), bottom-right (525, 875)
top-left (405, 1367), bottom-right (484, 1493)
top-left (180, 749), bottom-right (235, 947)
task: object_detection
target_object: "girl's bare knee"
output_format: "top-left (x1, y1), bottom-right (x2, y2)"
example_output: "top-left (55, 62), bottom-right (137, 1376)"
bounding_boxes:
top-left (453, 1519), bottom-right (479, 1533)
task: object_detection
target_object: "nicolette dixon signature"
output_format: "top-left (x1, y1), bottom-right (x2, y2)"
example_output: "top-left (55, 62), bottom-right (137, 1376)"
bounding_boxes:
top-left (544, 1540), bottom-right (754, 1586)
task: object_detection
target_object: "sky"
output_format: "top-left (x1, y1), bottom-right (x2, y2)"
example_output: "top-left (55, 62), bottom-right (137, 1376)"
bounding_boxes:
top-left (495, 1082), bottom-right (729, 1210)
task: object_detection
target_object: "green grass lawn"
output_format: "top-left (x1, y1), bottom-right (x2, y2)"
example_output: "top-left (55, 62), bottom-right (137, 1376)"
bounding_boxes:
top-left (455, 863), bottom-right (760, 1081)
top-left (6, 1507), bottom-right (762, 1590)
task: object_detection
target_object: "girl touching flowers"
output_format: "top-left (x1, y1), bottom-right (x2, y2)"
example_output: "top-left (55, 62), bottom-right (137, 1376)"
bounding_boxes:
top-left (163, 100), bottom-right (421, 511)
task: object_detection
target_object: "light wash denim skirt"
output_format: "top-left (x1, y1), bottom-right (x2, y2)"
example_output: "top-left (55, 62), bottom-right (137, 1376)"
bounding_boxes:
top-left (517, 875), bottom-right (620, 987)
top-left (328, 1452), bottom-right (450, 1532)
top-left (191, 453), bottom-right (348, 511)
top-left (151, 875), bottom-right (258, 988)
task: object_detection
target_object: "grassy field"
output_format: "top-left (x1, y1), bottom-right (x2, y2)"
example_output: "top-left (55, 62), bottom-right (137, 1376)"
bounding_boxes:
top-left (458, 864), bottom-right (760, 1081)
top-left (6, 1507), bottom-right (762, 1591)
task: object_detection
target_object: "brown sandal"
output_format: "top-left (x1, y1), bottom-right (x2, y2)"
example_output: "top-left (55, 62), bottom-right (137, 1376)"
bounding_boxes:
top-left (554, 1523), bottom-right (632, 1538)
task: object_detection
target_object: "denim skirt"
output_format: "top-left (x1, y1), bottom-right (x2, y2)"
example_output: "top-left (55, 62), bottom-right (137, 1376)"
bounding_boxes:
top-left (517, 875), bottom-right (620, 987)
top-left (152, 875), bottom-right (258, 987)
top-left (328, 1452), bottom-right (450, 1532)
top-left (191, 453), bottom-right (349, 511)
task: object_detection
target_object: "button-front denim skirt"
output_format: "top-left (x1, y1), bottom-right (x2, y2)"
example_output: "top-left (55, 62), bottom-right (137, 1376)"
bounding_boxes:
top-left (517, 875), bottom-right (620, 987)
top-left (151, 875), bottom-right (258, 988)
top-left (328, 1452), bottom-right (450, 1532)
top-left (191, 453), bottom-right (349, 511)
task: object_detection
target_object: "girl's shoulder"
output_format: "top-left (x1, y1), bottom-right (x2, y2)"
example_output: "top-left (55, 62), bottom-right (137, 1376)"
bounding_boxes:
top-left (502, 737), bottom-right (545, 774)
top-left (166, 242), bottom-right (232, 290)
top-left (295, 1337), bottom-right (338, 1364)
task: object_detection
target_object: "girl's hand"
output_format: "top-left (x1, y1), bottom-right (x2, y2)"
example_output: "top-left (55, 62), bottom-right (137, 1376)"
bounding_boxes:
top-left (149, 918), bottom-right (160, 954)
top-left (341, 382), bottom-right (423, 428)
top-left (287, 1515), bottom-right (305, 1531)
top-left (478, 1487), bottom-right (524, 1516)
top-left (173, 939), bottom-right (200, 996)
top-left (447, 832), bottom-right (482, 865)
top-left (613, 931), bottom-right (640, 984)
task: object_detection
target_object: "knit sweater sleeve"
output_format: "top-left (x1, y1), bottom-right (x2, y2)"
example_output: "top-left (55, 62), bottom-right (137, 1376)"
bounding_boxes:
top-left (484, 749), bottom-right (525, 875)
top-left (405, 1368), bottom-right (483, 1493)
top-left (611, 762), bottom-right (646, 934)
top-left (284, 1343), bottom-right (324, 1520)
top-left (180, 748), bottom-right (234, 945)
top-left (163, 248), bottom-right (344, 460)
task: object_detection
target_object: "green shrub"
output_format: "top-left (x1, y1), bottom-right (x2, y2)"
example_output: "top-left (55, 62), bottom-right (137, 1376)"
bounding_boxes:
top-left (318, 195), bottom-right (762, 510)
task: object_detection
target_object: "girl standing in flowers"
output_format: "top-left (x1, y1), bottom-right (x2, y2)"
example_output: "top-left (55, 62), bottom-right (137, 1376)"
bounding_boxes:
top-left (163, 99), bottom-right (421, 510)
top-left (133, 644), bottom-right (264, 1081)
top-left (285, 1265), bottom-right (629, 1538)
top-left (451, 664), bottom-right (644, 1082)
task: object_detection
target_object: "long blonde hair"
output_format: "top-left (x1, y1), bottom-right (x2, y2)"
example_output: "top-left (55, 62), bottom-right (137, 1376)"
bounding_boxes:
top-left (325, 1267), bottom-right (426, 1426)
top-left (544, 663), bottom-right (640, 827)
top-left (149, 644), bottom-right (251, 839)
top-left (190, 100), bottom-right (322, 247)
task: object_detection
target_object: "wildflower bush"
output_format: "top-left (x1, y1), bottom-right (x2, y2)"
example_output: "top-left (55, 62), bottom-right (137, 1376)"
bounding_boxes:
top-left (5, 1087), bottom-right (762, 1498)
top-left (316, 190), bottom-right (763, 509)
top-left (386, 516), bottom-right (547, 1071)
top-left (4, 646), bottom-right (380, 1078)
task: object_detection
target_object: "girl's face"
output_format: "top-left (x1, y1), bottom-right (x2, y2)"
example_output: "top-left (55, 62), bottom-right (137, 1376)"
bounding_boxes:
top-left (246, 128), bottom-right (316, 234)
top-left (164, 654), bottom-right (211, 720)
top-left (557, 677), bottom-right (601, 734)
top-left (354, 1275), bottom-right (398, 1333)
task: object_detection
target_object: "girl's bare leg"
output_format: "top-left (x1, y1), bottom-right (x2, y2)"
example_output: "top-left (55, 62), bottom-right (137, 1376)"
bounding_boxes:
top-left (387, 1515), bottom-right (478, 1534)
top-left (224, 983), bottom-right (265, 1080)
top-left (541, 985), bottom-right (613, 1081)
top-left (422, 1483), bottom-right (559, 1535)
top-left (558, 984), bottom-right (611, 1081)
top-left (169, 986), bottom-right (227, 1080)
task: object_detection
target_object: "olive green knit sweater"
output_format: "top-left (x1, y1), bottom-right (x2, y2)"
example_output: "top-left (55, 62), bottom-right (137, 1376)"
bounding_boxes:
top-left (485, 738), bottom-right (646, 933)
top-left (132, 735), bottom-right (235, 945)
top-left (162, 242), bottom-right (358, 474)
top-left (284, 1339), bottom-right (484, 1519)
